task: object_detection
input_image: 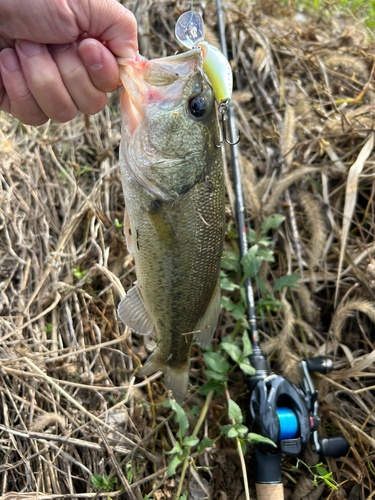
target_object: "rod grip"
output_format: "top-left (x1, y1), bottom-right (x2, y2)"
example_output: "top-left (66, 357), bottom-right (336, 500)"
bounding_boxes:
top-left (255, 483), bottom-right (284, 500)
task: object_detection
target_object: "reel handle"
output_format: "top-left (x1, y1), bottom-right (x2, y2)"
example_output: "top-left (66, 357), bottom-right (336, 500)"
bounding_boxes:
top-left (304, 356), bottom-right (333, 373)
top-left (317, 436), bottom-right (349, 457)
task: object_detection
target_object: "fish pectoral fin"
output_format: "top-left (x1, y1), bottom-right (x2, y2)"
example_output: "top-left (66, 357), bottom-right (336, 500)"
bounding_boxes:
top-left (117, 284), bottom-right (154, 335)
top-left (139, 352), bottom-right (190, 403)
top-left (145, 202), bottom-right (178, 250)
top-left (193, 281), bottom-right (221, 348)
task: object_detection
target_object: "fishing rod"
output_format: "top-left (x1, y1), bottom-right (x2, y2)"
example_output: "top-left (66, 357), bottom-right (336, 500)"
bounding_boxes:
top-left (214, 2), bottom-right (348, 499)
top-left (215, 0), bottom-right (268, 381)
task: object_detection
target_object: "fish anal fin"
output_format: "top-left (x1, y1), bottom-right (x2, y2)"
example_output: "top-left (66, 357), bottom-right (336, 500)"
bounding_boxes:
top-left (118, 284), bottom-right (154, 335)
top-left (145, 202), bottom-right (178, 250)
top-left (139, 353), bottom-right (190, 403)
top-left (194, 281), bottom-right (221, 348)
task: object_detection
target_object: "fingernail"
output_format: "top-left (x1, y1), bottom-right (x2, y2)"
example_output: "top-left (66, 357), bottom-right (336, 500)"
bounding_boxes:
top-left (49, 43), bottom-right (70, 54)
top-left (1, 49), bottom-right (20, 72)
top-left (17, 40), bottom-right (42, 57)
top-left (79, 40), bottom-right (103, 69)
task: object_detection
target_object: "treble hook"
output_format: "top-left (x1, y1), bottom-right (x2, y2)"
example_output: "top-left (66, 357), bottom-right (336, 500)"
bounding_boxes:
top-left (215, 102), bottom-right (240, 148)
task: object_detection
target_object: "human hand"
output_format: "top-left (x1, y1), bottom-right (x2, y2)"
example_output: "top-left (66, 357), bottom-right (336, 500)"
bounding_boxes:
top-left (0, 0), bottom-right (137, 125)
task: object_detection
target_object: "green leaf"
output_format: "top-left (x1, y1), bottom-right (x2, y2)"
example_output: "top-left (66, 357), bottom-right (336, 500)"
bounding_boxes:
top-left (273, 274), bottom-right (301, 292)
top-left (247, 433), bottom-right (277, 447)
top-left (323, 478), bottom-right (338, 490)
top-left (203, 351), bottom-right (230, 374)
top-left (221, 342), bottom-right (242, 363)
top-left (227, 427), bottom-right (239, 438)
top-left (258, 297), bottom-right (284, 310)
top-left (178, 493), bottom-right (188, 500)
top-left (220, 271), bottom-right (240, 291)
top-left (239, 439), bottom-right (247, 456)
top-left (247, 228), bottom-right (257, 244)
top-left (170, 400), bottom-right (189, 441)
top-left (231, 302), bottom-right (246, 321)
top-left (261, 214), bottom-right (286, 234)
top-left (168, 454), bottom-right (182, 476)
top-left (315, 466), bottom-right (329, 477)
top-left (197, 437), bottom-right (215, 454)
top-left (186, 405), bottom-right (200, 417)
top-left (220, 424), bottom-right (234, 435)
top-left (204, 369), bottom-right (228, 382)
top-left (182, 436), bottom-right (199, 447)
top-left (257, 238), bottom-right (272, 247)
top-left (242, 331), bottom-right (252, 357)
top-left (221, 250), bottom-right (241, 273)
top-left (236, 424), bottom-right (249, 438)
top-left (241, 245), bottom-right (263, 279)
top-left (102, 476), bottom-right (110, 486)
top-left (199, 379), bottom-right (225, 396)
top-left (220, 296), bottom-right (236, 312)
top-left (239, 358), bottom-right (256, 376)
top-left (228, 399), bottom-right (243, 424)
top-left (91, 474), bottom-right (103, 489)
top-left (256, 247), bottom-right (275, 262)
top-left (164, 443), bottom-right (182, 455)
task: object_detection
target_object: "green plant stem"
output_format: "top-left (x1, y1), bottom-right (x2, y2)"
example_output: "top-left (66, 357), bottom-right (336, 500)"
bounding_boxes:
top-left (236, 436), bottom-right (251, 500)
top-left (175, 390), bottom-right (214, 498)
top-left (224, 383), bottom-right (251, 500)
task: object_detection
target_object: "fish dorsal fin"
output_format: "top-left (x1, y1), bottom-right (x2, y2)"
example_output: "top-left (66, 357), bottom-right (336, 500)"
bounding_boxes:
top-left (193, 281), bottom-right (221, 348)
top-left (118, 284), bottom-right (154, 335)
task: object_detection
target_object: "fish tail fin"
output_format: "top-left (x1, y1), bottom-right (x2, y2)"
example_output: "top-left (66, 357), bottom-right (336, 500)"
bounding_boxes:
top-left (139, 354), bottom-right (190, 403)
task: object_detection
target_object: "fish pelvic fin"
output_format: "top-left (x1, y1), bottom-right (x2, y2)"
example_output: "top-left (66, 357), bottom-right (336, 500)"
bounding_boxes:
top-left (118, 283), bottom-right (154, 335)
top-left (139, 353), bottom-right (190, 403)
top-left (194, 280), bottom-right (221, 348)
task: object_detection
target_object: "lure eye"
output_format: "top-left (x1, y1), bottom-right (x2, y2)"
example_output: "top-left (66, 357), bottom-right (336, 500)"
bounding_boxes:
top-left (188, 96), bottom-right (206, 118)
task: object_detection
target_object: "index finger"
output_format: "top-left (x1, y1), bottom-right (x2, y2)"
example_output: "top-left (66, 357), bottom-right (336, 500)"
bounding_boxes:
top-left (68, 0), bottom-right (138, 59)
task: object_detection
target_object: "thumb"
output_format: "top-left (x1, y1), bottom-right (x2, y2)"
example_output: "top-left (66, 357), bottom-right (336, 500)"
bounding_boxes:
top-left (69, 0), bottom-right (138, 59)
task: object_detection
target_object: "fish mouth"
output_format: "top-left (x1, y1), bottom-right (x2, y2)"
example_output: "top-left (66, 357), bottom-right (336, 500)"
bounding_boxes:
top-left (119, 49), bottom-right (202, 134)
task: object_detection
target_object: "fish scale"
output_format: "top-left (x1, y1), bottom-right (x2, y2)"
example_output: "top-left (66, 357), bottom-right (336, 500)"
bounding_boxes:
top-left (118, 49), bottom-right (225, 401)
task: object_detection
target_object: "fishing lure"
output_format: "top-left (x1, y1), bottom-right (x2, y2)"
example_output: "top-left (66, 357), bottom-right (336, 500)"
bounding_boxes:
top-left (175, 10), bottom-right (239, 146)
top-left (175, 11), bottom-right (232, 104)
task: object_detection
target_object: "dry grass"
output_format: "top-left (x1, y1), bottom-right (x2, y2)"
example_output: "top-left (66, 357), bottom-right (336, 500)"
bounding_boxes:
top-left (1, 0), bottom-right (375, 498)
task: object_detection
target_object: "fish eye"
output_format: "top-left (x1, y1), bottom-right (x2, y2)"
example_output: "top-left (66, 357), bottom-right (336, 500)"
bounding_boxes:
top-left (188, 96), bottom-right (206, 118)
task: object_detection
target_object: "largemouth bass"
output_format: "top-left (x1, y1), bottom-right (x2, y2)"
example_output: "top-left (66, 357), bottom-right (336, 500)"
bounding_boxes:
top-left (118, 49), bottom-right (225, 402)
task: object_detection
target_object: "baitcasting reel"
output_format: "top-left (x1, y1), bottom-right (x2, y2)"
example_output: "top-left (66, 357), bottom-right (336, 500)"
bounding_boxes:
top-left (248, 356), bottom-right (349, 498)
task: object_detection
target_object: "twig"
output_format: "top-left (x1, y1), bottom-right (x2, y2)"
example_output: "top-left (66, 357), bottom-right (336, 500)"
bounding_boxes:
top-left (96, 425), bottom-right (137, 500)
top-left (23, 358), bottom-right (139, 448)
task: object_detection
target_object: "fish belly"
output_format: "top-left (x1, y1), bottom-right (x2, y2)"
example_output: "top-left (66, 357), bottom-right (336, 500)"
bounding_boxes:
top-left (119, 147), bottom-right (224, 401)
